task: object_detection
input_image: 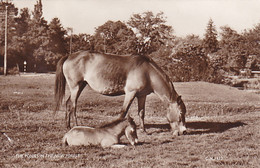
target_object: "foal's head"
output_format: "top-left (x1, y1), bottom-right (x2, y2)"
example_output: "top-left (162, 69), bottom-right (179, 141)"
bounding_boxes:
top-left (167, 96), bottom-right (187, 136)
top-left (124, 116), bottom-right (138, 146)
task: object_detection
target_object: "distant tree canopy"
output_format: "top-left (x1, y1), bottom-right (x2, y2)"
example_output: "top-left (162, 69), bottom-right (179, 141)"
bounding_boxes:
top-left (1, 0), bottom-right (67, 72)
top-left (203, 18), bottom-right (218, 54)
top-left (127, 11), bottom-right (174, 55)
top-left (93, 20), bottom-right (135, 55)
top-left (1, 1), bottom-right (260, 83)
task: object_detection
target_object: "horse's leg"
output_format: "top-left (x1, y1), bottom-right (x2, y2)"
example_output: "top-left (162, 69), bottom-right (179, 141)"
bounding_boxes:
top-left (137, 96), bottom-right (146, 132)
top-left (74, 81), bottom-right (87, 126)
top-left (65, 96), bottom-right (71, 129)
top-left (68, 81), bottom-right (87, 127)
top-left (119, 91), bottom-right (136, 118)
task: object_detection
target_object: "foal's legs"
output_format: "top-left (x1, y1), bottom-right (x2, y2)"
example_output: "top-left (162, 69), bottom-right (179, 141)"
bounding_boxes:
top-left (137, 96), bottom-right (146, 132)
top-left (66, 81), bottom-right (87, 129)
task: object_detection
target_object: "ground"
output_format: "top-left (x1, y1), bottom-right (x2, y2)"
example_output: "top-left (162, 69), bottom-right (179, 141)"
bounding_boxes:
top-left (0, 74), bottom-right (259, 168)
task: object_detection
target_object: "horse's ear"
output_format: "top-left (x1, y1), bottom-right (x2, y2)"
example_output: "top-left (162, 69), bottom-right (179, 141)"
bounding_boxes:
top-left (177, 96), bottom-right (182, 105)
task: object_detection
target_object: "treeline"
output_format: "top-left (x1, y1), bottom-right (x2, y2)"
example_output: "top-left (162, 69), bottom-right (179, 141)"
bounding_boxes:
top-left (1, 1), bottom-right (260, 83)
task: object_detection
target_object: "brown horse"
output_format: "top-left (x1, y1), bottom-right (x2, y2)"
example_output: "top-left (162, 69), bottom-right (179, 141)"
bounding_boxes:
top-left (55, 51), bottom-right (187, 136)
top-left (62, 116), bottom-right (138, 148)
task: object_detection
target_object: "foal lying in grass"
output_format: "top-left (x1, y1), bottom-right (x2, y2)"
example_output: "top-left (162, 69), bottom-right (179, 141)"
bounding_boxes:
top-left (62, 116), bottom-right (138, 148)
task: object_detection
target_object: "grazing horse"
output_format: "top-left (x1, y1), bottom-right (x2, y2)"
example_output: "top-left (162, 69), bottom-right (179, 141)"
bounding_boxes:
top-left (62, 116), bottom-right (138, 148)
top-left (55, 51), bottom-right (187, 136)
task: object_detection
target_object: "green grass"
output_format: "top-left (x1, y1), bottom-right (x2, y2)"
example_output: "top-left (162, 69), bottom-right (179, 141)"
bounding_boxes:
top-left (0, 74), bottom-right (260, 167)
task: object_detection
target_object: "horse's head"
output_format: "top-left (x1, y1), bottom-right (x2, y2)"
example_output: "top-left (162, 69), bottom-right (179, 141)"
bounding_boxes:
top-left (167, 96), bottom-right (187, 136)
top-left (125, 116), bottom-right (138, 146)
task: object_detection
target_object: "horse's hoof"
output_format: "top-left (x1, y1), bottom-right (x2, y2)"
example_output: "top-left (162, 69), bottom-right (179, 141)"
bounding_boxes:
top-left (140, 129), bottom-right (148, 134)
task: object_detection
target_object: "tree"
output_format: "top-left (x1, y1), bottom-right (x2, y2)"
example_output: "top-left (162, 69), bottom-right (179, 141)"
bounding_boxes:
top-left (203, 18), bottom-right (218, 54)
top-left (25, 0), bottom-right (50, 72)
top-left (243, 24), bottom-right (260, 70)
top-left (218, 26), bottom-right (247, 73)
top-left (243, 23), bottom-right (260, 57)
top-left (0, 1), bottom-right (18, 70)
top-left (65, 33), bottom-right (93, 53)
top-left (93, 20), bottom-right (135, 54)
top-left (46, 17), bottom-right (67, 69)
top-left (171, 35), bottom-right (209, 81)
top-left (8, 7), bottom-right (31, 70)
top-left (127, 11), bottom-right (174, 55)
top-left (15, 8), bottom-right (30, 36)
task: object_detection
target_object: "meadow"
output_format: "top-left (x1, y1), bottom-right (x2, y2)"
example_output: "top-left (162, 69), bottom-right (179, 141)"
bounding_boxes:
top-left (0, 74), bottom-right (259, 168)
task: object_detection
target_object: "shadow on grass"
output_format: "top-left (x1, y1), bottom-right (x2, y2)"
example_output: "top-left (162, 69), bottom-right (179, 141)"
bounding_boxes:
top-left (186, 121), bottom-right (246, 135)
top-left (144, 121), bottom-right (246, 135)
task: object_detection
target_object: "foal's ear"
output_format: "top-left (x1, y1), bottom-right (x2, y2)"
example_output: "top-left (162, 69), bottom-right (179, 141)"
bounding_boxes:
top-left (177, 96), bottom-right (182, 105)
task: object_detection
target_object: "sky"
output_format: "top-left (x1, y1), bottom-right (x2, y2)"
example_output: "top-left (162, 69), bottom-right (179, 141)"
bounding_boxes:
top-left (11, 0), bottom-right (260, 37)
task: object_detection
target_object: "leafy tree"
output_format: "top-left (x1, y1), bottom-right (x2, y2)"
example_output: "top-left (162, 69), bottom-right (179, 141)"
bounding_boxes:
top-left (46, 17), bottom-right (67, 69)
top-left (25, 0), bottom-right (50, 72)
top-left (93, 20), bottom-right (135, 54)
top-left (218, 26), bottom-right (247, 73)
top-left (0, 1), bottom-right (18, 68)
top-left (66, 33), bottom-right (93, 53)
top-left (8, 8), bottom-right (31, 70)
top-left (243, 23), bottom-right (260, 56)
top-left (127, 11), bottom-right (174, 55)
top-left (15, 8), bottom-right (30, 36)
top-left (48, 18), bottom-right (67, 54)
top-left (170, 35), bottom-right (209, 81)
top-left (242, 24), bottom-right (260, 70)
top-left (203, 18), bottom-right (218, 54)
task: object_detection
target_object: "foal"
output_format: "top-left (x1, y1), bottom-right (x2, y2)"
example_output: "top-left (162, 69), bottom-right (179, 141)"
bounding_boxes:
top-left (62, 116), bottom-right (138, 148)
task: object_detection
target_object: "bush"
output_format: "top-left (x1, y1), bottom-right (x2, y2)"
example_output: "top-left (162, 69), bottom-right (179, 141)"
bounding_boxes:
top-left (244, 79), bottom-right (260, 90)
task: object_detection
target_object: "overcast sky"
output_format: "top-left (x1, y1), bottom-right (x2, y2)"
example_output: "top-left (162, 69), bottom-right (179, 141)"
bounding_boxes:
top-left (12, 0), bottom-right (260, 37)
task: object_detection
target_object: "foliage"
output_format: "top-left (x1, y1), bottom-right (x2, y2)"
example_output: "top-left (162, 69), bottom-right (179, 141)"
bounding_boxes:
top-left (0, 1), bottom-right (18, 67)
top-left (203, 18), bottom-right (218, 54)
top-left (127, 11), bottom-right (174, 55)
top-left (46, 17), bottom-right (67, 70)
top-left (1, 0), bottom-right (69, 72)
top-left (1, 1), bottom-right (260, 83)
top-left (66, 33), bottom-right (93, 53)
top-left (93, 20), bottom-right (135, 54)
top-left (217, 26), bottom-right (247, 73)
top-left (169, 35), bottom-right (210, 81)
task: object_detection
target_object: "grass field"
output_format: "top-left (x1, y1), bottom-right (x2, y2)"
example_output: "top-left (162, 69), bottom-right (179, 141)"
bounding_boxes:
top-left (0, 74), bottom-right (259, 168)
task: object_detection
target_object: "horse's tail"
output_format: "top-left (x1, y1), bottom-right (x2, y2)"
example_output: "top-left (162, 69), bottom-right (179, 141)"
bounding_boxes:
top-left (54, 56), bottom-right (68, 115)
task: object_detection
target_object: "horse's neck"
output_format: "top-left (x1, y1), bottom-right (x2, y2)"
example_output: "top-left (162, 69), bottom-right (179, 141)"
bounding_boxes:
top-left (149, 66), bottom-right (178, 103)
top-left (105, 121), bottom-right (127, 137)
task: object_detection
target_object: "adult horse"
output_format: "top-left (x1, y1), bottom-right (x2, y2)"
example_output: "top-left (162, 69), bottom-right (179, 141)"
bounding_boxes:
top-left (55, 51), bottom-right (187, 136)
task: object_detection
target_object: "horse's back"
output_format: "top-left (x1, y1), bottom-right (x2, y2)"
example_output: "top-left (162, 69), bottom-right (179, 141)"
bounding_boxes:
top-left (63, 126), bottom-right (99, 146)
top-left (63, 51), bottom-right (155, 95)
